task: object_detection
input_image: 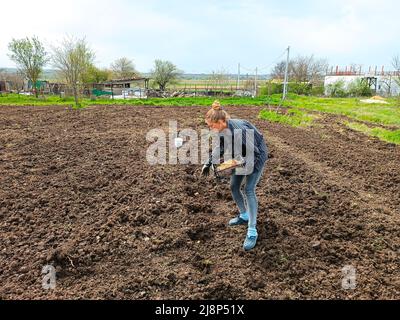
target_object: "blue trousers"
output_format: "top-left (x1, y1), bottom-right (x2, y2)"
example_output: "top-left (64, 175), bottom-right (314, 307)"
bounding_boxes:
top-left (230, 163), bottom-right (265, 229)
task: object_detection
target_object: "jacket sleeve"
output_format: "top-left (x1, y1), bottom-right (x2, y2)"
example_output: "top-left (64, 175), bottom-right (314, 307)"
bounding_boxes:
top-left (238, 122), bottom-right (260, 158)
top-left (207, 135), bottom-right (225, 165)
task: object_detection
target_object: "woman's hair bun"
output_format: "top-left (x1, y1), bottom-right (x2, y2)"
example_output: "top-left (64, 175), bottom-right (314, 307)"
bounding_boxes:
top-left (212, 100), bottom-right (222, 111)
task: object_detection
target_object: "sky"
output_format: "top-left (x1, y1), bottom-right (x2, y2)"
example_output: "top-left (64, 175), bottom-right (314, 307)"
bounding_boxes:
top-left (1, 0), bottom-right (399, 74)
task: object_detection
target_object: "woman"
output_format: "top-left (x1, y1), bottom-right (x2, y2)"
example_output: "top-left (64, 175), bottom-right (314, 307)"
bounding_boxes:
top-left (202, 101), bottom-right (268, 251)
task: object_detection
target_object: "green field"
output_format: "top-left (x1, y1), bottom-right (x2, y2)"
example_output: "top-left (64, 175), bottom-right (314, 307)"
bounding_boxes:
top-left (1, 93), bottom-right (399, 144)
top-left (276, 94), bottom-right (400, 127)
top-left (0, 93), bottom-right (270, 107)
top-left (259, 108), bottom-right (317, 127)
top-left (344, 122), bottom-right (400, 145)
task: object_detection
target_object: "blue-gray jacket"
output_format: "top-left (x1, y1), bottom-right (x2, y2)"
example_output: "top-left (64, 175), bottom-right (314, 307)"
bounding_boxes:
top-left (208, 119), bottom-right (268, 173)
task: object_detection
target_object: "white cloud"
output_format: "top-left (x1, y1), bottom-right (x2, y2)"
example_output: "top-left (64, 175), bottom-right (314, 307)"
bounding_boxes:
top-left (1, 0), bottom-right (399, 73)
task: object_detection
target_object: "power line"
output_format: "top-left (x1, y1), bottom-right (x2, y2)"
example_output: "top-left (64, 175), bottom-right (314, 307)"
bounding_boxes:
top-left (240, 65), bottom-right (256, 73)
top-left (258, 49), bottom-right (288, 72)
top-left (239, 48), bottom-right (289, 74)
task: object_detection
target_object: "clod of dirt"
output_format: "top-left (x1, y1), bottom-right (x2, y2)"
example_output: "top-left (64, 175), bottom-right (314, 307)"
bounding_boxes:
top-left (192, 254), bottom-right (213, 274)
top-left (247, 278), bottom-right (266, 291)
top-left (203, 282), bottom-right (243, 300)
top-left (187, 225), bottom-right (213, 241)
top-left (311, 241), bottom-right (322, 249)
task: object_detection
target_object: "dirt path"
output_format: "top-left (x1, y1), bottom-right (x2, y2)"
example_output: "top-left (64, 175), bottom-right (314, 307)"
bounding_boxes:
top-left (0, 105), bottom-right (398, 300)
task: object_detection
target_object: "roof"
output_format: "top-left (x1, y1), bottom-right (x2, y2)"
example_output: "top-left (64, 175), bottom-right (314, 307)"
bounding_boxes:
top-left (102, 77), bottom-right (150, 85)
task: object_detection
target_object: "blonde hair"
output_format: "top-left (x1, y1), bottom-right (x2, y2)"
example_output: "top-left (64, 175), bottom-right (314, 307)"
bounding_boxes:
top-left (205, 100), bottom-right (230, 123)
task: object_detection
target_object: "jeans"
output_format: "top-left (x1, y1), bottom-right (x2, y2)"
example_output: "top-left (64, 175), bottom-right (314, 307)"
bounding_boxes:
top-left (230, 162), bottom-right (265, 229)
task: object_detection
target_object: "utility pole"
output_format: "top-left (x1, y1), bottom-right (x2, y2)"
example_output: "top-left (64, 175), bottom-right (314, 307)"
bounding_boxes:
top-left (237, 63), bottom-right (241, 91)
top-left (254, 67), bottom-right (258, 97)
top-left (283, 46), bottom-right (290, 100)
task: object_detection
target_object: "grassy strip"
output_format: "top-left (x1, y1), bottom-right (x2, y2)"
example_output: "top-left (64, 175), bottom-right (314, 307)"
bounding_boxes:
top-left (278, 94), bottom-right (400, 127)
top-left (1, 93), bottom-right (399, 129)
top-left (259, 108), bottom-right (315, 127)
top-left (0, 93), bottom-right (276, 107)
top-left (345, 122), bottom-right (400, 145)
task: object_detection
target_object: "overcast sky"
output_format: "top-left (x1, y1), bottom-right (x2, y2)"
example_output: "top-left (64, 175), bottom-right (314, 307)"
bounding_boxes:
top-left (1, 0), bottom-right (399, 74)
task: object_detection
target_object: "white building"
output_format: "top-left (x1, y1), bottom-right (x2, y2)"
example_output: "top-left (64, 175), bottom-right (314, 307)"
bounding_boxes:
top-left (324, 68), bottom-right (400, 97)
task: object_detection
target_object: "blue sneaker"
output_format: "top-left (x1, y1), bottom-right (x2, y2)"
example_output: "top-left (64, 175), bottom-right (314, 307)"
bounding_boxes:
top-left (243, 235), bottom-right (258, 251)
top-left (228, 213), bottom-right (249, 226)
top-left (243, 227), bottom-right (258, 251)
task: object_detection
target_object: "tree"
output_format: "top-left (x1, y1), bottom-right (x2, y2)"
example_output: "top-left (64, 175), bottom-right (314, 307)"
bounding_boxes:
top-left (271, 55), bottom-right (328, 85)
top-left (290, 55), bottom-right (328, 85)
top-left (326, 80), bottom-right (347, 97)
top-left (8, 36), bottom-right (48, 97)
top-left (82, 65), bottom-right (111, 84)
top-left (347, 79), bottom-right (372, 97)
top-left (151, 60), bottom-right (181, 91)
top-left (52, 37), bottom-right (95, 106)
top-left (271, 61), bottom-right (286, 80)
top-left (393, 55), bottom-right (400, 88)
top-left (209, 68), bottom-right (229, 88)
top-left (111, 57), bottom-right (137, 79)
top-left (5, 72), bottom-right (25, 93)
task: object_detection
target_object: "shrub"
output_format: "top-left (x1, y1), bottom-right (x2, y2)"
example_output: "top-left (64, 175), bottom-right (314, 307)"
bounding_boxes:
top-left (347, 79), bottom-right (372, 97)
top-left (261, 81), bottom-right (316, 96)
top-left (326, 80), bottom-right (347, 97)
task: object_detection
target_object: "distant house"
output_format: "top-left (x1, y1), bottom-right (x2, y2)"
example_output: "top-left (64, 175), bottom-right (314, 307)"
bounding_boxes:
top-left (324, 67), bottom-right (400, 96)
top-left (93, 77), bottom-right (150, 98)
top-left (24, 79), bottom-right (50, 93)
top-left (101, 77), bottom-right (149, 90)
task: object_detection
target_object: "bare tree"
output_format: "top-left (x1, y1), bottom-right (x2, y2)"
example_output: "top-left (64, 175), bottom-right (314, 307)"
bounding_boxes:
top-left (271, 61), bottom-right (286, 80)
top-left (308, 57), bottom-right (329, 85)
top-left (52, 37), bottom-right (95, 106)
top-left (111, 57), bottom-right (137, 79)
top-left (393, 55), bottom-right (400, 88)
top-left (290, 55), bottom-right (328, 85)
top-left (8, 36), bottom-right (48, 97)
top-left (271, 55), bottom-right (328, 85)
top-left (151, 60), bottom-right (181, 91)
top-left (243, 78), bottom-right (256, 91)
top-left (7, 72), bottom-right (25, 92)
top-left (378, 77), bottom-right (390, 96)
top-left (209, 68), bottom-right (229, 88)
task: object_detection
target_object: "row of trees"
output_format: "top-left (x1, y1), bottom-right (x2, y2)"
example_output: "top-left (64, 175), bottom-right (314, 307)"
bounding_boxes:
top-left (6, 36), bottom-right (181, 105)
top-left (4, 36), bottom-right (400, 103)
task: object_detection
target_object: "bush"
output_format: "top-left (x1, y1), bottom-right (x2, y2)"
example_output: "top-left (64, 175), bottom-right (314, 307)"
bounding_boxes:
top-left (347, 79), bottom-right (372, 97)
top-left (326, 80), bottom-right (347, 97)
top-left (310, 85), bottom-right (325, 96)
top-left (261, 81), bottom-right (312, 96)
top-left (289, 82), bottom-right (312, 95)
top-left (260, 82), bottom-right (283, 96)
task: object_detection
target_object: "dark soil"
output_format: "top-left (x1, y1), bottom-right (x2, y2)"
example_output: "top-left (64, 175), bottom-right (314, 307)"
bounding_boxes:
top-left (0, 104), bottom-right (399, 300)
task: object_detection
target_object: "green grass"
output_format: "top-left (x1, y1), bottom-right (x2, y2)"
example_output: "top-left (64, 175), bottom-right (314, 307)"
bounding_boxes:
top-left (0, 94), bottom-right (75, 106)
top-left (0, 93), bottom-right (275, 107)
top-left (277, 94), bottom-right (400, 127)
top-left (1, 93), bottom-right (399, 129)
top-left (345, 122), bottom-right (400, 145)
top-left (259, 108), bottom-right (315, 127)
